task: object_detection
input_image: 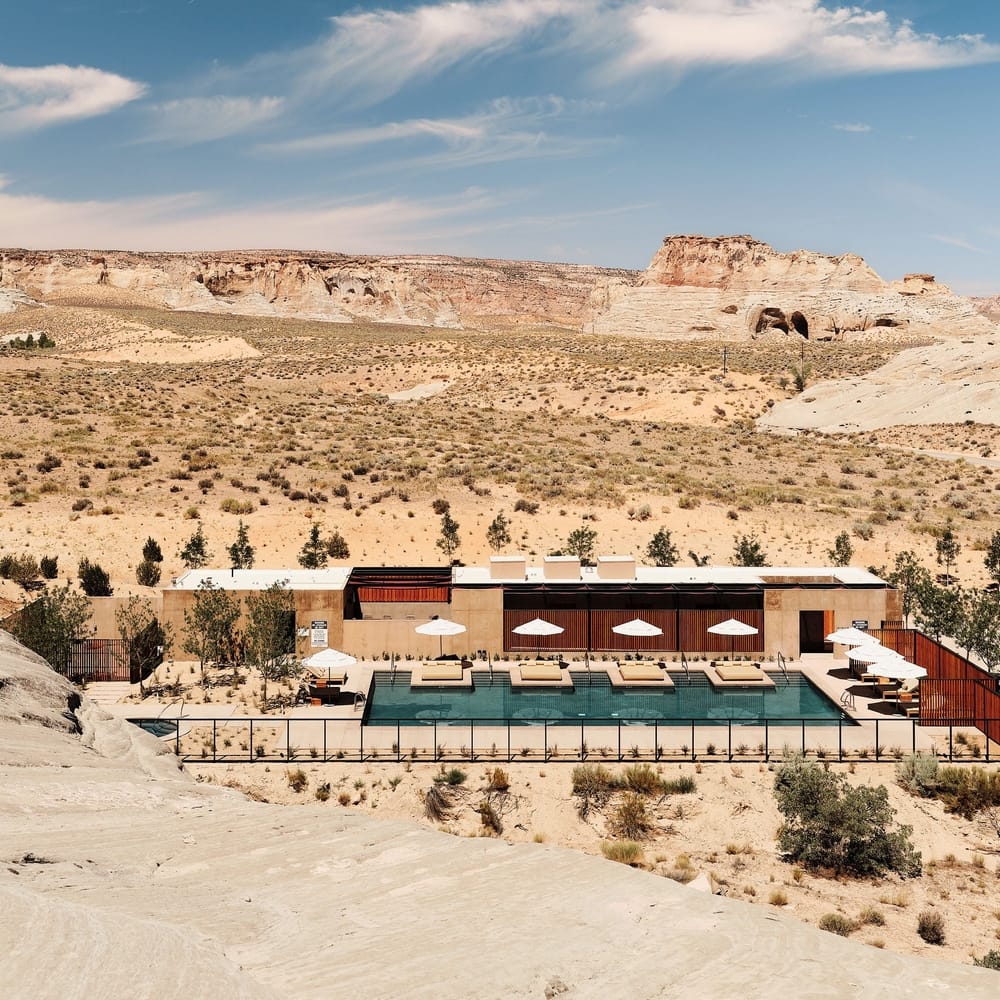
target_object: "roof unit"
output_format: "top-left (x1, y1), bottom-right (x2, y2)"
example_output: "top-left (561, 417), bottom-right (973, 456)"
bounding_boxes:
top-left (490, 555), bottom-right (527, 581)
top-left (596, 555), bottom-right (636, 581)
top-left (543, 555), bottom-right (581, 581)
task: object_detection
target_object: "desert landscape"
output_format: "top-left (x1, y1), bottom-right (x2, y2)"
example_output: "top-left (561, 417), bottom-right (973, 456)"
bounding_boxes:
top-left (4, 234), bottom-right (1000, 994)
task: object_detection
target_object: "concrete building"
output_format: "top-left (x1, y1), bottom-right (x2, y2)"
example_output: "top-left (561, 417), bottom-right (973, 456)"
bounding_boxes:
top-left (160, 558), bottom-right (898, 661)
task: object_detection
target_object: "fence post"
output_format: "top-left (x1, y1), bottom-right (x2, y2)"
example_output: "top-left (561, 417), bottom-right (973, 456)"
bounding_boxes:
top-left (911, 717), bottom-right (916, 756)
top-left (800, 719), bottom-right (805, 757)
top-left (690, 720), bottom-right (695, 762)
top-left (875, 720), bottom-right (880, 761)
top-left (948, 725), bottom-right (953, 761)
top-left (471, 720), bottom-right (476, 762)
top-left (212, 718), bottom-right (217, 762)
top-left (654, 721), bottom-right (660, 761)
top-left (838, 716), bottom-right (842, 762)
top-left (249, 719), bottom-right (253, 762)
top-left (359, 719), bottom-right (364, 762)
top-left (396, 721), bottom-right (400, 763)
top-left (323, 719), bottom-right (327, 762)
top-left (728, 720), bottom-right (732, 762)
top-left (764, 720), bottom-right (769, 762)
top-left (580, 720), bottom-right (585, 760)
top-left (617, 720), bottom-right (622, 762)
top-left (433, 720), bottom-right (437, 763)
top-left (543, 721), bottom-right (548, 762)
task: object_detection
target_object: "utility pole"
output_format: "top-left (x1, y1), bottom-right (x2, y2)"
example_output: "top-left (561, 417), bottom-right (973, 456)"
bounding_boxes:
top-left (722, 346), bottom-right (728, 376)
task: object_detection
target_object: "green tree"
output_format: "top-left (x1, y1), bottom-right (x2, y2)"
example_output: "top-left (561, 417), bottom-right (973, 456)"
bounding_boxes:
top-left (774, 755), bottom-right (920, 878)
top-left (142, 537), bottom-right (164, 563)
top-left (935, 524), bottom-right (960, 582)
top-left (115, 595), bottom-right (171, 692)
top-left (227, 519), bottom-right (255, 570)
top-left (732, 533), bottom-right (768, 567)
top-left (135, 559), bottom-right (162, 587)
top-left (486, 512), bottom-right (511, 554)
top-left (297, 524), bottom-right (328, 569)
top-left (954, 587), bottom-right (1000, 672)
top-left (8, 584), bottom-right (92, 672)
top-left (245, 581), bottom-right (296, 708)
top-left (886, 550), bottom-right (929, 627)
top-left (645, 527), bottom-right (679, 567)
top-left (436, 511), bottom-right (462, 561)
top-left (181, 580), bottom-right (241, 677)
top-left (913, 578), bottom-right (963, 643)
top-left (688, 550), bottom-right (710, 567)
top-left (985, 530), bottom-right (1000, 589)
top-left (39, 555), bottom-right (58, 580)
top-left (179, 523), bottom-right (211, 570)
top-left (325, 530), bottom-right (350, 560)
top-left (564, 525), bottom-right (598, 565)
top-left (78, 558), bottom-right (113, 597)
top-left (827, 531), bottom-right (853, 567)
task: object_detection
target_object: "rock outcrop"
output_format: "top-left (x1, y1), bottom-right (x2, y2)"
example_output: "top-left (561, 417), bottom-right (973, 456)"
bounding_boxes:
top-left (0, 249), bottom-right (634, 331)
top-left (588, 235), bottom-right (994, 341)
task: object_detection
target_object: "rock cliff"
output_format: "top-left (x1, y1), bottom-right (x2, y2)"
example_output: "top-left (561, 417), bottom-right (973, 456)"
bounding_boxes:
top-left (0, 249), bottom-right (633, 330)
top-left (588, 235), bottom-right (994, 341)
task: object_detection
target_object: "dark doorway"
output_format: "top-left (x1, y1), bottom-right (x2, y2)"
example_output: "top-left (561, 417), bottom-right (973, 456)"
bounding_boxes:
top-left (790, 311), bottom-right (809, 338)
top-left (799, 611), bottom-right (829, 654)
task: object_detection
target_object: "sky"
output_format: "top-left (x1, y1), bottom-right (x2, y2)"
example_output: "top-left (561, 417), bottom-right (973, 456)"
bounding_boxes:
top-left (1, 0), bottom-right (999, 292)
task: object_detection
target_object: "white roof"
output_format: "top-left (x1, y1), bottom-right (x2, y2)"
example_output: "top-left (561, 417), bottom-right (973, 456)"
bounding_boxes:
top-left (453, 565), bottom-right (886, 586)
top-left (171, 568), bottom-right (351, 591)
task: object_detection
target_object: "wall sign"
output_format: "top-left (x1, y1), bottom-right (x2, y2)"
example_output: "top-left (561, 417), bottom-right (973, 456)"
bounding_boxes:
top-left (310, 620), bottom-right (328, 647)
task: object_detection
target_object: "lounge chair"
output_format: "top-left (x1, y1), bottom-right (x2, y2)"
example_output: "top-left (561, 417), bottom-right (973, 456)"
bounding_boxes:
top-left (617, 662), bottom-right (666, 682)
top-left (714, 662), bottom-right (764, 682)
top-left (518, 663), bottom-right (563, 682)
top-left (418, 662), bottom-right (466, 682)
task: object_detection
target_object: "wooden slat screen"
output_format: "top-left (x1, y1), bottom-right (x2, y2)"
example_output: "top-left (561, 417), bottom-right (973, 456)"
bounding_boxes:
top-left (589, 609), bottom-right (677, 652)
top-left (678, 610), bottom-right (764, 654)
top-left (503, 609), bottom-right (587, 652)
top-left (357, 586), bottom-right (450, 603)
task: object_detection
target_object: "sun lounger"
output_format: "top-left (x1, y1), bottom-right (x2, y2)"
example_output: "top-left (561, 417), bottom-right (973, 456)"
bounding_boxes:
top-left (418, 662), bottom-right (466, 681)
top-left (714, 662), bottom-right (764, 682)
top-left (617, 662), bottom-right (666, 682)
top-left (518, 663), bottom-right (563, 682)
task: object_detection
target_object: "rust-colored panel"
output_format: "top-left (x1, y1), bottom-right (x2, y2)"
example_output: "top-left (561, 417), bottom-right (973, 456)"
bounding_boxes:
top-left (358, 586), bottom-right (450, 603)
top-left (678, 610), bottom-right (764, 653)
top-left (503, 609), bottom-right (587, 652)
top-left (589, 609), bottom-right (677, 652)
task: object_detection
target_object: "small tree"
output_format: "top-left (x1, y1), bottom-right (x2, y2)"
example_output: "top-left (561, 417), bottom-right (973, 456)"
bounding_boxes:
top-left (325, 530), bottom-right (350, 560)
top-left (8, 584), bottom-right (92, 672)
top-left (732, 533), bottom-right (768, 567)
top-left (115, 595), bottom-right (170, 692)
top-left (688, 550), bottom-right (710, 567)
top-left (181, 580), bottom-right (241, 678)
top-left (245, 581), bottom-right (296, 708)
top-left (935, 524), bottom-right (960, 582)
top-left (135, 559), bottom-right (162, 587)
top-left (564, 526), bottom-right (597, 565)
top-left (298, 524), bottom-right (328, 569)
top-left (985, 530), bottom-right (1000, 590)
top-left (954, 587), bottom-right (1000, 672)
top-left (486, 512), bottom-right (511, 554)
top-left (6, 554), bottom-right (41, 589)
top-left (914, 578), bottom-right (963, 643)
top-left (179, 523), bottom-right (211, 570)
top-left (142, 537), bottom-right (164, 564)
top-left (78, 558), bottom-right (113, 597)
top-left (227, 519), bottom-right (255, 570)
top-left (827, 531), bottom-right (853, 567)
top-left (436, 511), bottom-right (461, 561)
top-left (39, 555), bottom-right (58, 580)
top-left (645, 527), bottom-right (679, 567)
top-left (886, 550), bottom-right (929, 627)
top-left (774, 755), bottom-right (920, 878)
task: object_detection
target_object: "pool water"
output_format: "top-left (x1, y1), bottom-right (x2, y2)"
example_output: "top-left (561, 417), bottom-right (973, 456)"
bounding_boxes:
top-left (129, 719), bottom-right (179, 738)
top-left (364, 671), bottom-right (847, 726)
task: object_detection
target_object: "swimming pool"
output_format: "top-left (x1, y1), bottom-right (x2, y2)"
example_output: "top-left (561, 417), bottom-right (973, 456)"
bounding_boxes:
top-left (129, 719), bottom-right (179, 738)
top-left (364, 671), bottom-right (847, 726)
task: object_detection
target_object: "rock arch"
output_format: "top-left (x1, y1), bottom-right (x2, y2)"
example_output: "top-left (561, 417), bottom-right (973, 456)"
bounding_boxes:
top-left (789, 310), bottom-right (809, 338)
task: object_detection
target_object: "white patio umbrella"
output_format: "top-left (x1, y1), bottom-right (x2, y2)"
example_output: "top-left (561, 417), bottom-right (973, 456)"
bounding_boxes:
top-left (706, 617), bottom-right (759, 658)
top-left (301, 647), bottom-right (356, 680)
top-left (871, 659), bottom-right (926, 681)
top-left (512, 617), bottom-right (565, 658)
top-left (414, 617), bottom-right (467, 658)
top-left (847, 642), bottom-right (902, 664)
top-left (825, 626), bottom-right (872, 646)
top-left (612, 618), bottom-right (664, 638)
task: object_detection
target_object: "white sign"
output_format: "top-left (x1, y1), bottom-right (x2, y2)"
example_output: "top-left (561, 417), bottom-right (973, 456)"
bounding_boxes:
top-left (310, 620), bottom-right (328, 648)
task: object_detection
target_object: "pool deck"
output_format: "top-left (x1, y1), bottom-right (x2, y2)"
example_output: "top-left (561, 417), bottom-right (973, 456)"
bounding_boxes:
top-left (104, 654), bottom-right (994, 760)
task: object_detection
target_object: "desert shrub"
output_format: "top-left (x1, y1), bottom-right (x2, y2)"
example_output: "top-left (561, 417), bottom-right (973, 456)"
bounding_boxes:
top-left (325, 531), bottom-right (350, 559)
top-left (513, 498), bottom-right (539, 514)
top-left (600, 840), bottom-right (644, 866)
top-left (973, 950), bottom-right (1000, 970)
top-left (315, 782), bottom-right (331, 802)
top-left (0, 553), bottom-right (40, 587)
top-left (571, 764), bottom-right (617, 817)
top-left (78, 558), bottom-right (113, 597)
top-left (934, 766), bottom-right (1000, 819)
top-left (486, 767), bottom-right (510, 793)
top-left (896, 753), bottom-right (939, 797)
top-left (609, 792), bottom-right (655, 840)
top-left (220, 497), bottom-right (255, 515)
top-left (774, 754), bottom-right (921, 878)
top-left (431, 497), bottom-right (450, 515)
top-left (768, 889), bottom-right (788, 906)
top-left (424, 784), bottom-right (453, 821)
top-left (917, 911), bottom-right (945, 945)
top-left (39, 555), bottom-right (58, 579)
top-left (477, 799), bottom-right (502, 834)
top-left (434, 767), bottom-right (466, 786)
top-left (622, 763), bottom-right (662, 795)
top-left (661, 774), bottom-right (697, 795)
top-left (337, 791), bottom-right (351, 806)
top-left (36, 454), bottom-right (61, 473)
top-left (286, 768), bottom-right (308, 793)
top-left (858, 906), bottom-right (886, 927)
top-left (818, 913), bottom-right (856, 937)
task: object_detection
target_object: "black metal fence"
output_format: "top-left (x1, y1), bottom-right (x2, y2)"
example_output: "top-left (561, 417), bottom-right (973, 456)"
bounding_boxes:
top-left (130, 714), bottom-right (998, 765)
top-left (66, 639), bottom-right (131, 682)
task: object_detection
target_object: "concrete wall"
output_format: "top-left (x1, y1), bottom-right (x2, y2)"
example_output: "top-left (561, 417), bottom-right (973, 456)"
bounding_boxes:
top-left (88, 594), bottom-right (163, 638)
top-left (764, 588), bottom-right (889, 658)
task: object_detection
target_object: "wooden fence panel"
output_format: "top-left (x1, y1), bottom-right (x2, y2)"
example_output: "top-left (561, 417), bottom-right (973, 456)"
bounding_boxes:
top-left (589, 609), bottom-right (677, 652)
top-left (503, 609), bottom-right (587, 652)
top-left (678, 610), bottom-right (764, 654)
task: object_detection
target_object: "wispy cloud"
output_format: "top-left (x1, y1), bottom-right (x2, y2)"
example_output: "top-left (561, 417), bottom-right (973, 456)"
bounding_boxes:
top-left (145, 96), bottom-right (284, 144)
top-left (0, 179), bottom-right (499, 252)
top-left (262, 96), bottom-right (608, 169)
top-left (0, 63), bottom-right (145, 132)
top-left (832, 122), bottom-right (872, 133)
top-left (930, 234), bottom-right (988, 254)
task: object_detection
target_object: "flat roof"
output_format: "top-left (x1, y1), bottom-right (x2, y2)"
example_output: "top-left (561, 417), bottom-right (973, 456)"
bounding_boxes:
top-left (171, 568), bottom-right (351, 591)
top-left (453, 565), bottom-right (887, 586)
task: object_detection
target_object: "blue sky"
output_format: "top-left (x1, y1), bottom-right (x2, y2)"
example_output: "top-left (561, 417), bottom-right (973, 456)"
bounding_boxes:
top-left (2, 1), bottom-right (999, 292)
